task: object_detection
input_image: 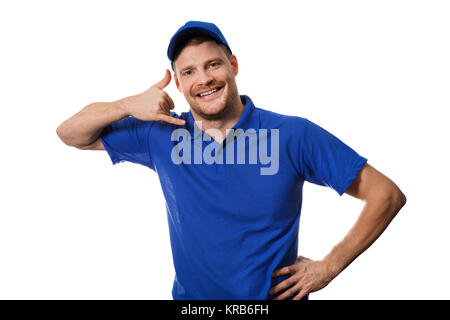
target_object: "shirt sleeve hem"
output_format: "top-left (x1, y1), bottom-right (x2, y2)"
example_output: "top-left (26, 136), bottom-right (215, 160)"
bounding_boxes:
top-left (100, 135), bottom-right (120, 165)
top-left (336, 156), bottom-right (368, 196)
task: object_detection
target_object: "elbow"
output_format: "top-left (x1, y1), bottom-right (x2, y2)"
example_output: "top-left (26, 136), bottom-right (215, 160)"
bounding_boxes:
top-left (398, 189), bottom-right (407, 207)
top-left (367, 183), bottom-right (407, 216)
top-left (396, 189), bottom-right (407, 211)
top-left (389, 186), bottom-right (407, 214)
top-left (56, 125), bottom-right (64, 140)
top-left (56, 124), bottom-right (65, 142)
top-left (56, 123), bottom-right (73, 147)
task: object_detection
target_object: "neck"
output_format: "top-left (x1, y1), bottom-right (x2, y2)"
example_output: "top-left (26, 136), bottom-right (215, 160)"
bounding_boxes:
top-left (190, 94), bottom-right (245, 143)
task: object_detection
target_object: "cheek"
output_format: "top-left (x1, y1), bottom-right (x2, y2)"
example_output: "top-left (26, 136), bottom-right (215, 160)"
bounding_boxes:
top-left (184, 89), bottom-right (194, 100)
top-left (179, 81), bottom-right (192, 96)
top-left (224, 74), bottom-right (237, 90)
top-left (222, 68), bottom-right (236, 84)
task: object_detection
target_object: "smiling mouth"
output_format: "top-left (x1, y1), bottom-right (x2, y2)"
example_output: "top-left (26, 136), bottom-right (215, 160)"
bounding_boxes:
top-left (197, 86), bottom-right (223, 98)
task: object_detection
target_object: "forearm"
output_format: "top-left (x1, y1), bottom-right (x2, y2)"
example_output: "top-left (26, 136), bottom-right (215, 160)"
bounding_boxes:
top-left (270, 164), bottom-right (407, 299)
top-left (56, 98), bottom-right (129, 147)
top-left (322, 191), bottom-right (406, 280)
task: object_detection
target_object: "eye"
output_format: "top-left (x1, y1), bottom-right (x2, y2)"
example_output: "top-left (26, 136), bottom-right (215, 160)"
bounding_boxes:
top-left (209, 62), bottom-right (220, 68)
top-left (182, 70), bottom-right (192, 77)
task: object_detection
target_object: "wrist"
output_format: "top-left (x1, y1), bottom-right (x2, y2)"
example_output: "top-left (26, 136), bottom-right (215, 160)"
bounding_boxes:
top-left (115, 97), bottom-right (131, 117)
top-left (321, 255), bottom-right (342, 282)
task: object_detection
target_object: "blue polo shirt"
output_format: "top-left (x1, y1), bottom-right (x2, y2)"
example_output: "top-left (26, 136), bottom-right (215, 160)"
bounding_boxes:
top-left (100, 95), bottom-right (367, 300)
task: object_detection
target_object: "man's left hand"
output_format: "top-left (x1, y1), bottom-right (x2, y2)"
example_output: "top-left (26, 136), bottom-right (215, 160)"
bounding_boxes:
top-left (270, 256), bottom-right (334, 300)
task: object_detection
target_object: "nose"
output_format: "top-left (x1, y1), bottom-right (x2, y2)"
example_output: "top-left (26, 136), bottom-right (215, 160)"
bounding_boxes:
top-left (196, 69), bottom-right (214, 86)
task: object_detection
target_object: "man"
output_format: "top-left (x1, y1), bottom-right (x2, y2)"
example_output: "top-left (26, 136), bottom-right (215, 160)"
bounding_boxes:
top-left (56, 21), bottom-right (406, 300)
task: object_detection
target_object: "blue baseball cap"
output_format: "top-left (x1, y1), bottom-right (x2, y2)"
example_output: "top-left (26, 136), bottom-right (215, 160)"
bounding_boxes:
top-left (167, 21), bottom-right (232, 69)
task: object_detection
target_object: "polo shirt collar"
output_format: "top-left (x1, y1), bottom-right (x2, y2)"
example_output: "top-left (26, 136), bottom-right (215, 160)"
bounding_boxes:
top-left (187, 95), bottom-right (260, 141)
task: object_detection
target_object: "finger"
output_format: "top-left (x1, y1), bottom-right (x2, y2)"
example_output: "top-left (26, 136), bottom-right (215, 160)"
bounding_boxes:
top-left (273, 284), bottom-right (301, 300)
top-left (269, 276), bottom-right (297, 297)
top-left (161, 91), bottom-right (175, 110)
top-left (272, 266), bottom-right (293, 278)
top-left (159, 100), bottom-right (171, 115)
top-left (154, 69), bottom-right (171, 90)
top-left (157, 114), bottom-right (186, 126)
top-left (293, 288), bottom-right (310, 301)
top-left (164, 92), bottom-right (175, 110)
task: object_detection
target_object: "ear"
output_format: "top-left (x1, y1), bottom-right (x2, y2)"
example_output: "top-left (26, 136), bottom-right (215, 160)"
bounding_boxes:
top-left (174, 73), bottom-right (183, 93)
top-left (230, 54), bottom-right (239, 76)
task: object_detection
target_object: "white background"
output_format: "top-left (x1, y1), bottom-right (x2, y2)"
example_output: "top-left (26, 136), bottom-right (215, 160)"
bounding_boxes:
top-left (1, 0), bottom-right (449, 299)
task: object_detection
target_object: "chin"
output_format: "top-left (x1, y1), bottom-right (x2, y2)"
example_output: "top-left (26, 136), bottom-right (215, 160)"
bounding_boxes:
top-left (190, 97), bottom-right (229, 120)
top-left (198, 105), bottom-right (228, 120)
top-left (202, 101), bottom-right (226, 114)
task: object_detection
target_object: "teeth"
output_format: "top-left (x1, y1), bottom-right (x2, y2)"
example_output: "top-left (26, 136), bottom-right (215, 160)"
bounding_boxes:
top-left (199, 88), bottom-right (218, 97)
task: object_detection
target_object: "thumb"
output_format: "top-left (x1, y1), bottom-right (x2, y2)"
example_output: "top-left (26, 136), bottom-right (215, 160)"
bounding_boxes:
top-left (154, 69), bottom-right (171, 89)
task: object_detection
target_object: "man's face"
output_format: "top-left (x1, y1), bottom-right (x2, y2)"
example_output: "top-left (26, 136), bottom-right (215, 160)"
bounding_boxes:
top-left (174, 41), bottom-right (239, 120)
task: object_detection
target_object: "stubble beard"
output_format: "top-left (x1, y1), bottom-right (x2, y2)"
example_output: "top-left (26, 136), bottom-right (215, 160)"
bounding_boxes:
top-left (188, 82), bottom-right (239, 121)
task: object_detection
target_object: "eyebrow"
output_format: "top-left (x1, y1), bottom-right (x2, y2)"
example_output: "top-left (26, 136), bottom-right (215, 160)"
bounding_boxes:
top-left (179, 57), bottom-right (225, 74)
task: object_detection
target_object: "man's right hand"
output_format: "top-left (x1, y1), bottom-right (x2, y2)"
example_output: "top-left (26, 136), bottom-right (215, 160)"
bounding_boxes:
top-left (121, 69), bottom-right (186, 125)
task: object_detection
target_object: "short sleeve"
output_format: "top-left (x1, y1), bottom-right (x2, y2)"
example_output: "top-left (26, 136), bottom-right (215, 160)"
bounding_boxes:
top-left (299, 118), bottom-right (367, 196)
top-left (100, 116), bottom-right (155, 170)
